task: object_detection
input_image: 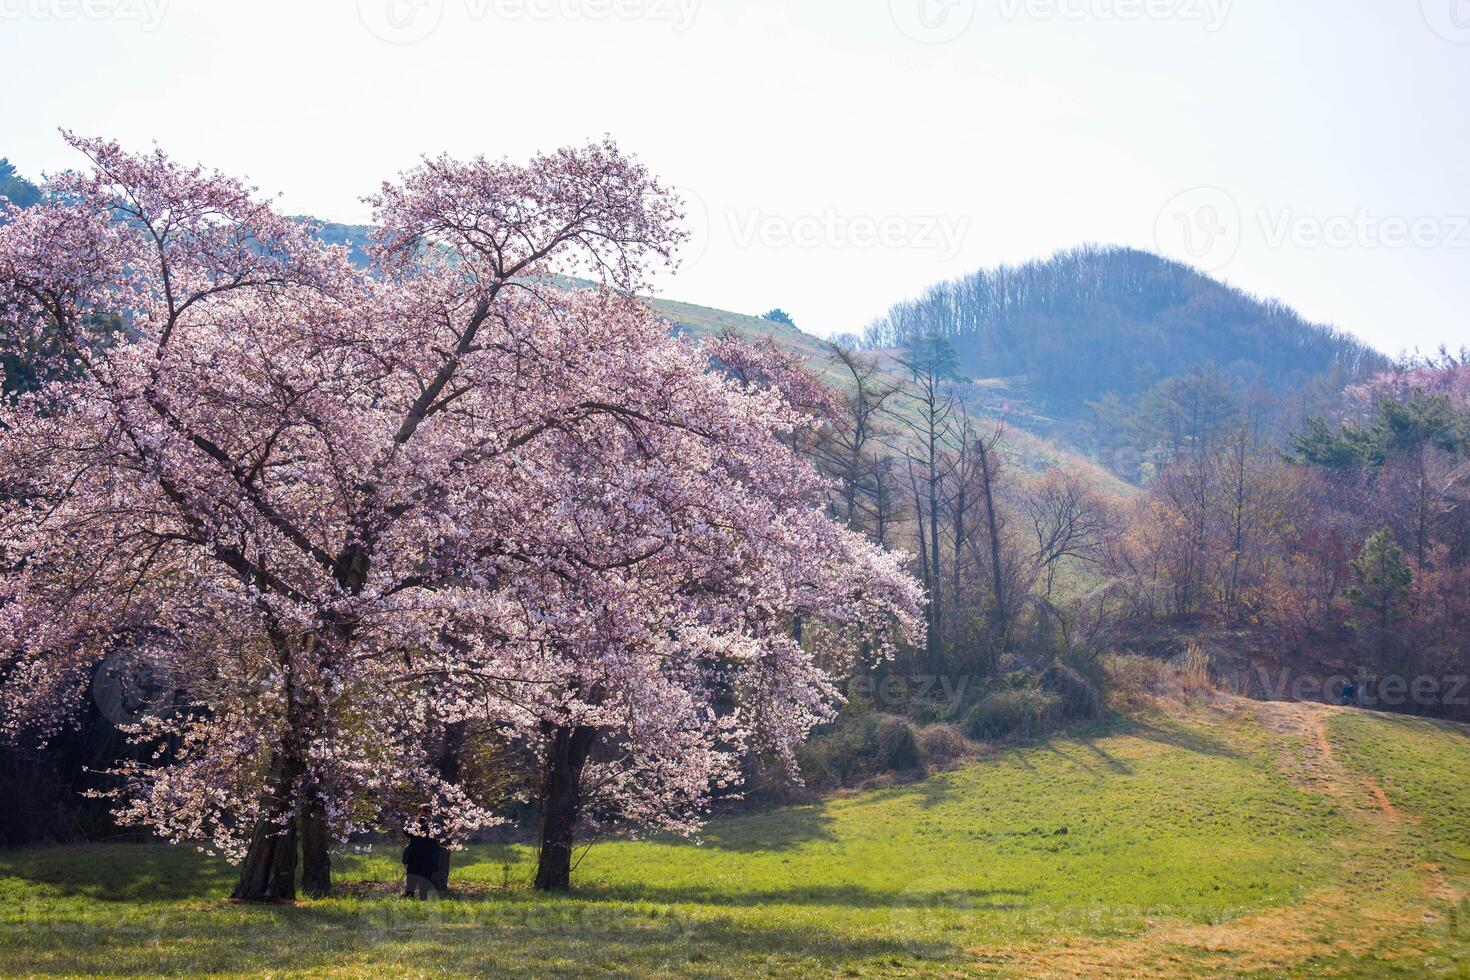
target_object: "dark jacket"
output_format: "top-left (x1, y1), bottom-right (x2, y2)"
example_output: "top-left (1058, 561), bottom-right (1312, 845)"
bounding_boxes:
top-left (402, 833), bottom-right (439, 878)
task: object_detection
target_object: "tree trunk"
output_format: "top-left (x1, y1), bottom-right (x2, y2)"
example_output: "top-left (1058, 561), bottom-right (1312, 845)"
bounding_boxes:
top-left (430, 721), bottom-right (468, 892)
top-left (231, 754), bottom-right (299, 903)
top-left (927, 424), bottom-right (944, 665)
top-left (533, 724), bottom-right (596, 891)
top-left (976, 438), bottom-right (1007, 655)
top-left (297, 789), bottom-right (332, 898)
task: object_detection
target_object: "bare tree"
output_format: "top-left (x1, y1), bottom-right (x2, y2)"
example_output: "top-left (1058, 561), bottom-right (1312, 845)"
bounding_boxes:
top-left (818, 344), bottom-right (901, 535)
top-left (1023, 469), bottom-right (1110, 598)
top-left (894, 335), bottom-right (961, 668)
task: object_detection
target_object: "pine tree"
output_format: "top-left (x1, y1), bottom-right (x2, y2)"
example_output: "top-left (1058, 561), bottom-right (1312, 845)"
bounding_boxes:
top-left (1345, 527), bottom-right (1414, 662)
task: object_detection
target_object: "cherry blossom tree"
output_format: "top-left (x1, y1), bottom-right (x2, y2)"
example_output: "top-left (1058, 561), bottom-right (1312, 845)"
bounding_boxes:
top-left (0, 134), bottom-right (922, 899)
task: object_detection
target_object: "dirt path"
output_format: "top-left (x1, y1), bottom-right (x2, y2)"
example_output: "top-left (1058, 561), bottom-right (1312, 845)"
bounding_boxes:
top-left (1249, 698), bottom-right (1401, 822)
top-left (993, 698), bottom-right (1451, 978)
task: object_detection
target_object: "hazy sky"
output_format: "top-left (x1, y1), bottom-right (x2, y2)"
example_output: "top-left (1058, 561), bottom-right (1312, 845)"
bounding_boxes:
top-left (2, 0), bottom-right (1466, 356)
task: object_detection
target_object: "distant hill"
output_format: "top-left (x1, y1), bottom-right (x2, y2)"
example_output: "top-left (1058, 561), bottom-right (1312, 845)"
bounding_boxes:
top-left (308, 221), bottom-right (374, 266)
top-left (860, 246), bottom-right (1388, 426)
top-left (310, 226), bottom-right (1358, 491)
top-left (0, 158), bottom-right (40, 210)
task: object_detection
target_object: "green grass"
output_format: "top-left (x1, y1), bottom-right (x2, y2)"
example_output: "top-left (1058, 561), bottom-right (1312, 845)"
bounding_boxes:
top-left (1, 706), bottom-right (1467, 977)
top-left (1329, 712), bottom-right (1470, 869)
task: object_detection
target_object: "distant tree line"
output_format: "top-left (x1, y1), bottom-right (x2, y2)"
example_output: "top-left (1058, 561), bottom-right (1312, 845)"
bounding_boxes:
top-left (1105, 351), bottom-right (1470, 715)
top-left (810, 331), bottom-right (1470, 732)
top-left (804, 332), bottom-right (1115, 739)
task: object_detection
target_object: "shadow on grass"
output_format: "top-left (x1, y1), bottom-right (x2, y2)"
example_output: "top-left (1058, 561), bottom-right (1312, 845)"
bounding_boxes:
top-left (1036, 739), bottom-right (1135, 777)
top-left (903, 773), bottom-right (964, 811)
top-left (0, 843), bottom-right (235, 903)
top-left (1120, 716), bottom-right (1243, 760)
top-left (570, 881), bottom-right (1031, 910)
top-left (0, 890), bottom-right (941, 976)
top-left (663, 801), bottom-right (839, 853)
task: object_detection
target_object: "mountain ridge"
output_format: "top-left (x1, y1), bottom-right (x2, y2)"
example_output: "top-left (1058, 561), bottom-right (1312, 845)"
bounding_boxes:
top-left (860, 244), bottom-right (1387, 423)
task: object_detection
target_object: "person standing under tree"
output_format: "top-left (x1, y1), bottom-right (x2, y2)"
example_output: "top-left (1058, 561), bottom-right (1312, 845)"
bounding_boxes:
top-left (402, 806), bottom-right (438, 900)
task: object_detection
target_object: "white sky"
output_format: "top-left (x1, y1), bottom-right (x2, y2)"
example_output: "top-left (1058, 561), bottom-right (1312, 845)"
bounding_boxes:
top-left (2, 0), bottom-right (1467, 355)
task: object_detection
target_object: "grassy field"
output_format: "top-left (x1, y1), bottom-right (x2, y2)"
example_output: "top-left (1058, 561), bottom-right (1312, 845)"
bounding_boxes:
top-left (1, 701), bottom-right (1467, 977)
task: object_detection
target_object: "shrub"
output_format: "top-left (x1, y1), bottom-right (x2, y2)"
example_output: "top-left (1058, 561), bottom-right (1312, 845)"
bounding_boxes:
top-left (916, 724), bottom-right (969, 766)
top-left (1100, 652), bottom-right (1178, 710)
top-left (1175, 644), bottom-right (1221, 700)
top-left (1003, 670), bottom-right (1038, 691)
top-left (796, 714), bottom-right (922, 788)
top-left (907, 701), bottom-right (942, 726)
top-left (1041, 662), bottom-right (1104, 720)
top-left (965, 688), bottom-right (1060, 741)
top-left (872, 716), bottom-right (921, 772)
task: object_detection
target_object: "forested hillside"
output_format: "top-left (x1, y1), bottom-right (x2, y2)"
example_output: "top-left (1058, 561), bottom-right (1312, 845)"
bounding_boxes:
top-left (0, 159), bottom-right (39, 211)
top-left (860, 246), bottom-right (1388, 426)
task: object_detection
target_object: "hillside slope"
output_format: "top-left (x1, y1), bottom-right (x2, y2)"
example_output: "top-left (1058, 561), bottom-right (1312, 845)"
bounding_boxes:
top-left (310, 221), bottom-right (1127, 491)
top-left (648, 291), bottom-right (1131, 494)
top-left (2, 699), bottom-right (1466, 977)
top-left (8, 168), bottom-right (1382, 487)
top-left (862, 245), bottom-right (1388, 426)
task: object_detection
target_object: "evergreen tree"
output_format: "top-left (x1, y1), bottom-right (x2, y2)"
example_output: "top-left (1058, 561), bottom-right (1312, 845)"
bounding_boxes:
top-left (0, 157), bottom-right (41, 210)
top-left (1345, 527), bottom-right (1414, 661)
